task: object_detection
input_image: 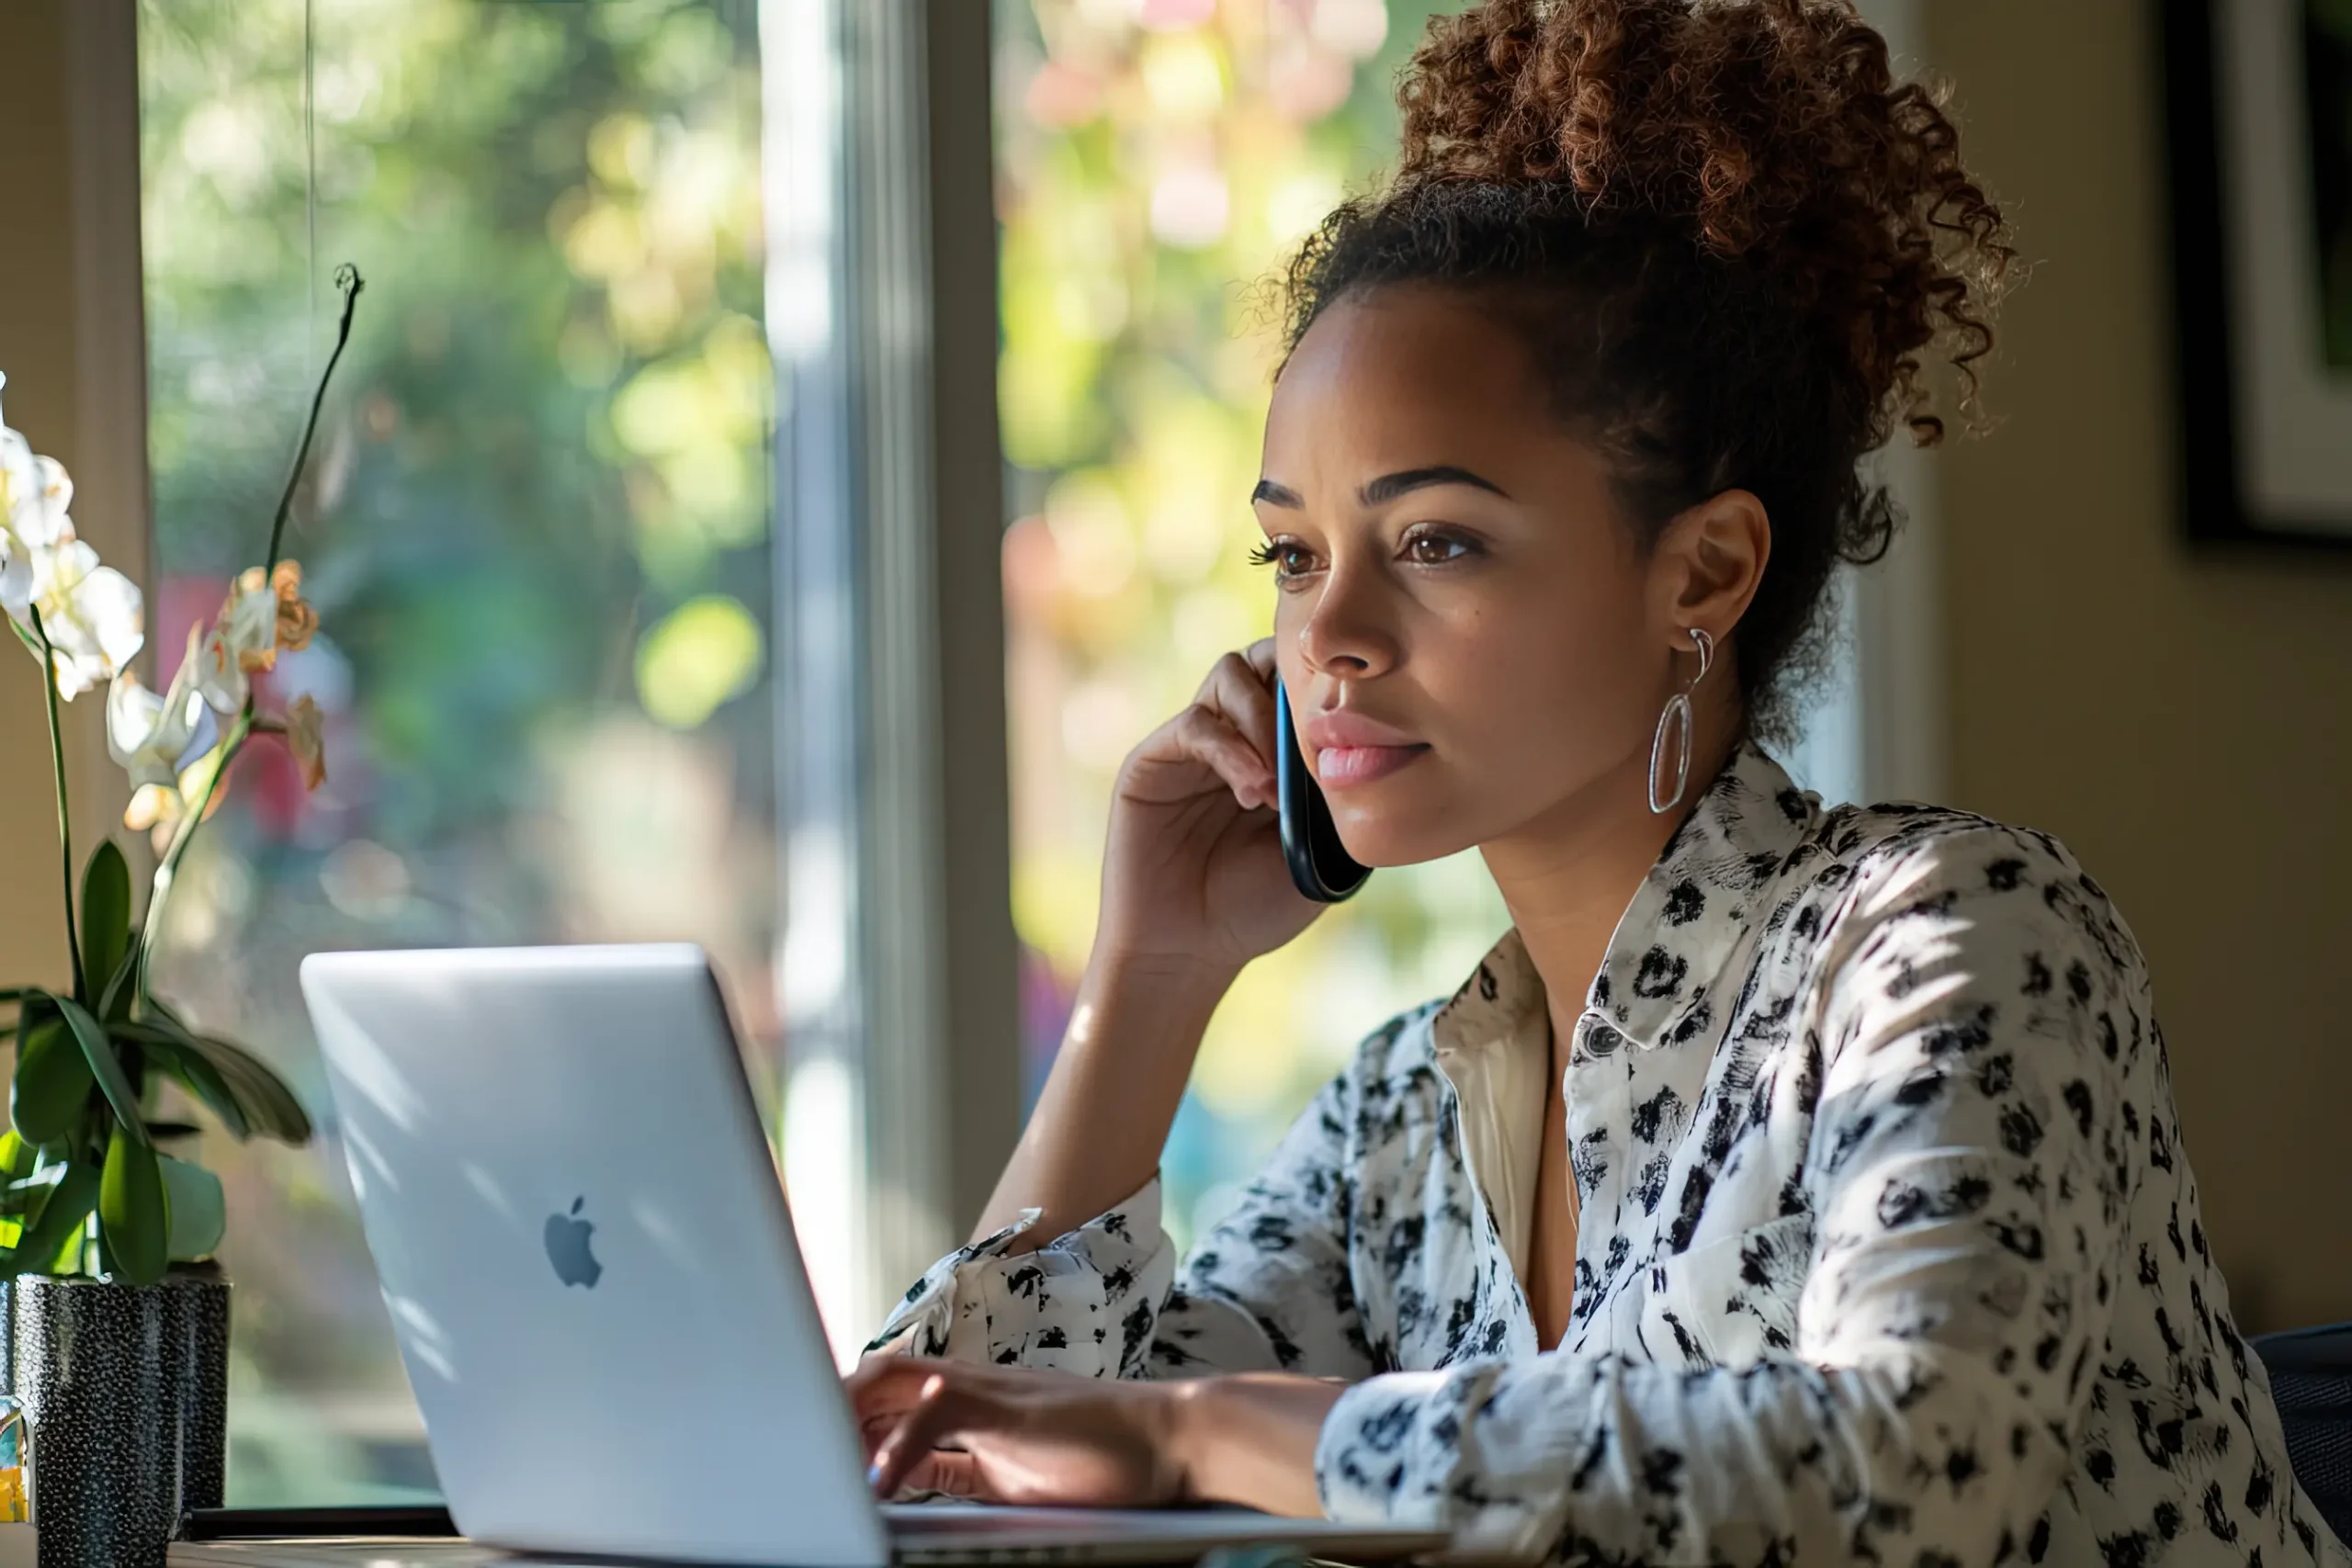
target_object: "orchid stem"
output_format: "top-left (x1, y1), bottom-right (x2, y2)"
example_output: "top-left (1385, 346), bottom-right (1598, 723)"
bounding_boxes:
top-left (264, 265), bottom-right (362, 579)
top-left (137, 711), bottom-right (249, 1009)
top-left (136, 263), bottom-right (360, 1008)
top-left (22, 607), bottom-right (85, 1005)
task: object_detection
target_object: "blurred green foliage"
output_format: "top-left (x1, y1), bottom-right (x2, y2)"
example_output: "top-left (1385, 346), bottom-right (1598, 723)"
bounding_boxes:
top-left (139, 0), bottom-right (774, 1501)
top-left (991, 0), bottom-right (1511, 1251)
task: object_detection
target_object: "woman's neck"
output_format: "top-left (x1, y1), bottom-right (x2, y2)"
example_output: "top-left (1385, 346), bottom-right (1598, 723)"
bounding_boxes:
top-left (1481, 716), bottom-right (1741, 1052)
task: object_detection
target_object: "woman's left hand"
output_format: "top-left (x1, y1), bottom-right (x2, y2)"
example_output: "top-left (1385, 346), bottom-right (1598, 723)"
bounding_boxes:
top-left (847, 1356), bottom-right (1193, 1506)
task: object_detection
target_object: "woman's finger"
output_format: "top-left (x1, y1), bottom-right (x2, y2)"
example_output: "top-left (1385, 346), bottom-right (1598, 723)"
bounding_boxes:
top-left (1168, 704), bottom-right (1277, 811)
top-left (870, 1371), bottom-right (989, 1500)
top-left (890, 1445), bottom-right (989, 1502)
top-left (1243, 636), bottom-right (1275, 683)
top-left (844, 1352), bottom-right (936, 1413)
top-left (845, 1357), bottom-right (950, 1466)
top-left (1202, 650), bottom-right (1279, 767)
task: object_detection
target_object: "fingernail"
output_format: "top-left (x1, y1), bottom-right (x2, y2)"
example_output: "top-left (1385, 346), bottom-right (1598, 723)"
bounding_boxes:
top-left (866, 1462), bottom-right (883, 1489)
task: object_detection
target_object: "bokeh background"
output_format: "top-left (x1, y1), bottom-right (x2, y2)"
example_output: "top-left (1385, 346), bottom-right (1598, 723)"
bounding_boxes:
top-left (120, 0), bottom-right (1545, 1498)
top-left (135, 0), bottom-right (778, 1497)
top-left (0, 0), bottom-right (2343, 1512)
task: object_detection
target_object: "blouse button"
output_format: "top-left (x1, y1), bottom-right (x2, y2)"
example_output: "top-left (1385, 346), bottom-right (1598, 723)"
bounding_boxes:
top-left (1580, 1018), bottom-right (1623, 1058)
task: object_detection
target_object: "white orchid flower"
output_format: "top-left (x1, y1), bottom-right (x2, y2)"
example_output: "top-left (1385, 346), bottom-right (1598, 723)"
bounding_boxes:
top-left (225, 575), bottom-right (279, 672)
top-left (227, 561), bottom-right (313, 675)
top-left (108, 626), bottom-right (207, 793)
top-left (124, 741), bottom-right (228, 837)
top-left (185, 560), bottom-right (315, 716)
top-left (191, 616), bottom-right (247, 715)
top-left (28, 537), bottom-right (144, 700)
top-left (0, 412), bottom-right (40, 615)
top-left (8, 452), bottom-right (73, 552)
top-left (0, 388), bottom-right (141, 699)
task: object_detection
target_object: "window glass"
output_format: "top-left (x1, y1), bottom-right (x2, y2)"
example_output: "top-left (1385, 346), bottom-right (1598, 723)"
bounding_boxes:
top-left (993, 0), bottom-right (1863, 1255)
top-left (137, 0), bottom-right (774, 1503)
top-left (994, 0), bottom-right (1508, 1254)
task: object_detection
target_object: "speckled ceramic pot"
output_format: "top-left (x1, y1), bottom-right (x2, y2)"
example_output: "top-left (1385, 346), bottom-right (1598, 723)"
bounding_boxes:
top-left (7, 1269), bottom-right (229, 1568)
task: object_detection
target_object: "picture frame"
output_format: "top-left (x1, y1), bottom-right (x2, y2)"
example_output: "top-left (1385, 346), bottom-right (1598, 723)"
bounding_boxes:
top-left (2161, 0), bottom-right (2352, 545)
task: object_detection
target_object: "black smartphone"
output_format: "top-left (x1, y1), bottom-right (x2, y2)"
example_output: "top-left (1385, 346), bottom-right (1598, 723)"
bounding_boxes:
top-left (1274, 679), bottom-right (1373, 903)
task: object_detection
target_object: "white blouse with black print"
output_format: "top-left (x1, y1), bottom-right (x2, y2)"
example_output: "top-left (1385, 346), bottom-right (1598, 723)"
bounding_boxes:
top-left (871, 744), bottom-right (2347, 1568)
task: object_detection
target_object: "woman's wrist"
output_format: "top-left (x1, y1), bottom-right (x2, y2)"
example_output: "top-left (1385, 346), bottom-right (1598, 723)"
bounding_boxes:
top-left (968, 945), bottom-right (1236, 1245)
top-left (1082, 941), bottom-right (1244, 1001)
top-left (1063, 947), bottom-right (1238, 1062)
top-left (1162, 1373), bottom-right (1348, 1517)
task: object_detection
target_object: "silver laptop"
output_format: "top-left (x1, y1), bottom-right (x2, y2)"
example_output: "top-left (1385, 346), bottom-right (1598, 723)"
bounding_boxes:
top-left (299, 944), bottom-right (1445, 1567)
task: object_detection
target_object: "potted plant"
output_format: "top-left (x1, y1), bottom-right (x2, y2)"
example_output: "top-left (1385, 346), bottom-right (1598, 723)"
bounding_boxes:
top-left (0, 266), bottom-right (363, 1568)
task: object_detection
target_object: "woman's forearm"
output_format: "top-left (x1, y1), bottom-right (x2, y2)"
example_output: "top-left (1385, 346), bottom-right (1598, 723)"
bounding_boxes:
top-left (1169, 1373), bottom-right (1346, 1517)
top-left (971, 950), bottom-right (1238, 1246)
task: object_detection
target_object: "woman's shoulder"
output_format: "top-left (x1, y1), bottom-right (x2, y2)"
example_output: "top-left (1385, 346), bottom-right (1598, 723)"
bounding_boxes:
top-left (1792, 795), bottom-right (2150, 998)
top-left (1806, 799), bottom-right (2107, 893)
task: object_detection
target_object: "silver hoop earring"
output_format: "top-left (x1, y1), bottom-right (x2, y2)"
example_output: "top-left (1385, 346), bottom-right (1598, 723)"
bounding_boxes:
top-left (1647, 626), bottom-right (1715, 815)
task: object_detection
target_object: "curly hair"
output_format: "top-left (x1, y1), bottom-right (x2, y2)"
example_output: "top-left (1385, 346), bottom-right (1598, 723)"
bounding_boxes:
top-left (1282, 0), bottom-right (2014, 741)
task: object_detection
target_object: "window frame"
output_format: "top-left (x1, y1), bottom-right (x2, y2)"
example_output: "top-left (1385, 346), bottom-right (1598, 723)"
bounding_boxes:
top-left (770, 0), bottom-right (1022, 1346)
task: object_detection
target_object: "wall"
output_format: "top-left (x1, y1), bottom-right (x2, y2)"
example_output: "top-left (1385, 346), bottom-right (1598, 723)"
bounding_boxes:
top-left (1928, 0), bottom-right (2352, 1332)
top-left (0, 1), bottom-right (146, 997)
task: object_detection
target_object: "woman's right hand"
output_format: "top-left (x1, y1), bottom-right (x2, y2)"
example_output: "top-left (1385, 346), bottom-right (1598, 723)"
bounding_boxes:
top-left (965, 638), bottom-right (1323, 1245)
top-left (1093, 638), bottom-right (1325, 976)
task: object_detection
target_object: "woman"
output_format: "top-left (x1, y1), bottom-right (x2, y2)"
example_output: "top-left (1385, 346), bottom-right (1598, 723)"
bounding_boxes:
top-left (849, 2), bottom-right (2346, 1562)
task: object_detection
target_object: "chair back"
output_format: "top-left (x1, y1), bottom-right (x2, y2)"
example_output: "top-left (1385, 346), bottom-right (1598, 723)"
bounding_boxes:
top-left (2252, 1322), bottom-right (2352, 1550)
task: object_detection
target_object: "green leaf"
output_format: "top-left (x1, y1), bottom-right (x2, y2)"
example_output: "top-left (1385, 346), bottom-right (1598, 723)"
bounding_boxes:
top-left (158, 1155), bottom-right (223, 1262)
top-left (42, 995), bottom-right (148, 1148)
top-left (11, 1010), bottom-right (92, 1146)
top-left (0, 1168), bottom-right (62, 1218)
top-left (120, 1015), bottom-right (308, 1144)
top-left (152, 1043), bottom-right (249, 1143)
top-left (77, 841), bottom-right (130, 1012)
top-left (0, 1129), bottom-right (37, 1180)
top-left (0, 1158), bottom-right (96, 1280)
top-left (96, 944), bottom-right (141, 1024)
top-left (98, 1122), bottom-right (167, 1284)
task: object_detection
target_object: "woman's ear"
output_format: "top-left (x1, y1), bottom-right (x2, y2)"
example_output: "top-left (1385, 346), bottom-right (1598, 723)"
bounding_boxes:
top-left (1649, 487), bottom-right (1770, 649)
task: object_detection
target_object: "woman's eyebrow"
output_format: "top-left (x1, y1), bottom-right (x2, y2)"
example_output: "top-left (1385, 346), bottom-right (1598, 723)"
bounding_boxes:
top-left (1250, 467), bottom-right (1511, 510)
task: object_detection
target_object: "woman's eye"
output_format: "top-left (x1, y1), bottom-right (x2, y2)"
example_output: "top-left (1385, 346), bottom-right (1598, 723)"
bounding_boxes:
top-left (1403, 531), bottom-right (1476, 565)
top-left (1248, 540), bottom-right (1316, 578)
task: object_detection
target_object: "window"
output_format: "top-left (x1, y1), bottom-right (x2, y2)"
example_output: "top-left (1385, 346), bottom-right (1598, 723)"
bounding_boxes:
top-left (991, 0), bottom-right (1882, 1260)
top-left (123, 0), bottom-right (1922, 1504)
top-left (138, 0), bottom-right (778, 1502)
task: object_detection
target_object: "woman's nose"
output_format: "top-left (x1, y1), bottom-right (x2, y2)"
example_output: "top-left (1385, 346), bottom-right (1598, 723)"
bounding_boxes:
top-left (1295, 562), bottom-right (1399, 680)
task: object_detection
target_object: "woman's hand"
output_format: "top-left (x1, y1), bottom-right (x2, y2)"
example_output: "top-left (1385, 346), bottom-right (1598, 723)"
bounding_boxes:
top-left (964, 642), bottom-right (1323, 1246)
top-left (1096, 638), bottom-right (1322, 976)
top-left (848, 1356), bottom-right (1190, 1507)
top-left (846, 1357), bottom-right (1347, 1517)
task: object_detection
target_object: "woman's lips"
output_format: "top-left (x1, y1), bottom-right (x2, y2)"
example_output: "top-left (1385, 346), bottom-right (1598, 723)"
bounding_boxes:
top-left (1317, 743), bottom-right (1430, 788)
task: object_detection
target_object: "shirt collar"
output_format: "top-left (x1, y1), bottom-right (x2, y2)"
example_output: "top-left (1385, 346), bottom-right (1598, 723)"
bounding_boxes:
top-left (1431, 740), bottom-right (1820, 1060)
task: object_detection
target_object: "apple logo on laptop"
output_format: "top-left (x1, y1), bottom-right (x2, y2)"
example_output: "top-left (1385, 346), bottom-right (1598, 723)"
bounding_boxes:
top-left (544, 1196), bottom-right (602, 1289)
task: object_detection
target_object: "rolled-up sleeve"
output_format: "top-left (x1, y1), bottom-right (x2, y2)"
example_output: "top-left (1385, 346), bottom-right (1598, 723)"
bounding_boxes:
top-left (865, 1179), bottom-right (1176, 1377)
top-left (869, 1057), bottom-right (1377, 1383)
top-left (1149, 1066), bottom-right (1375, 1381)
top-left (1312, 827), bottom-right (2138, 1565)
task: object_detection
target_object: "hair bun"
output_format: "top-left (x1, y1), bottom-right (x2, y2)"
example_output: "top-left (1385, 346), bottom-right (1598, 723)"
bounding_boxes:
top-left (1396, 0), bottom-right (2012, 436)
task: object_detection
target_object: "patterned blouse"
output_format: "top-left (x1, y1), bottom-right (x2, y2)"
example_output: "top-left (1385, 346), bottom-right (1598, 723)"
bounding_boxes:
top-left (872, 744), bottom-right (2346, 1566)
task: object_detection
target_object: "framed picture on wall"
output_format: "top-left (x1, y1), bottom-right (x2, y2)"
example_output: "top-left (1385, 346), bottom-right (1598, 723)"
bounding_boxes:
top-left (2162, 0), bottom-right (2352, 544)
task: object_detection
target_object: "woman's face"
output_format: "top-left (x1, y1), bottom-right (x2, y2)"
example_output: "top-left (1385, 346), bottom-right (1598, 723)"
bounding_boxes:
top-left (1255, 284), bottom-right (1753, 867)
